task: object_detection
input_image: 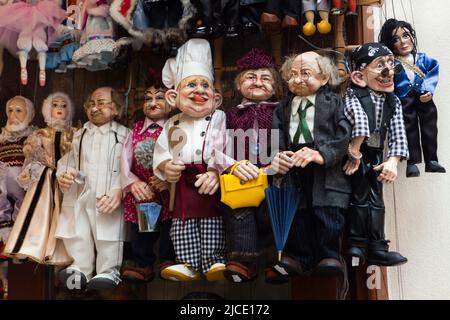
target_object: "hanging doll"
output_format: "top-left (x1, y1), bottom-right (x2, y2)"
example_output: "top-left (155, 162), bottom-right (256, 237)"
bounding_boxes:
top-left (120, 69), bottom-right (175, 283)
top-left (46, 25), bottom-right (81, 73)
top-left (330, 0), bottom-right (357, 16)
top-left (72, 0), bottom-right (119, 71)
top-left (153, 39), bottom-right (234, 281)
top-left (379, 19), bottom-right (445, 178)
top-left (110, 0), bottom-right (194, 56)
top-left (222, 48), bottom-right (284, 284)
top-left (270, 51), bottom-right (351, 278)
top-left (0, 96), bottom-right (35, 259)
top-left (56, 87), bottom-right (129, 291)
top-left (3, 92), bottom-right (76, 266)
top-left (302, 0), bottom-right (332, 36)
top-left (343, 43), bottom-right (408, 266)
top-left (0, 0), bottom-right (67, 86)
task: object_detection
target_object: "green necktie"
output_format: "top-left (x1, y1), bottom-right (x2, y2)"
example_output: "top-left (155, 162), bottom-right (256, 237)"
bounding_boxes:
top-left (293, 99), bottom-right (313, 144)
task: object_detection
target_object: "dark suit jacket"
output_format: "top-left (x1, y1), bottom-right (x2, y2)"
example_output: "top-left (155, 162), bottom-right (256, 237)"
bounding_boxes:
top-left (272, 86), bottom-right (352, 209)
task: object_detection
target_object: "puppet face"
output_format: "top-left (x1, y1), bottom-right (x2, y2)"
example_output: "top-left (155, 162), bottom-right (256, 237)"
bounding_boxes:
top-left (288, 53), bottom-right (328, 97)
top-left (172, 75), bottom-right (220, 118)
top-left (86, 87), bottom-right (118, 126)
top-left (143, 86), bottom-right (170, 120)
top-left (392, 27), bottom-right (414, 57)
top-left (6, 97), bottom-right (29, 132)
top-left (238, 68), bottom-right (275, 102)
top-left (352, 55), bottom-right (395, 93)
top-left (51, 96), bottom-right (69, 121)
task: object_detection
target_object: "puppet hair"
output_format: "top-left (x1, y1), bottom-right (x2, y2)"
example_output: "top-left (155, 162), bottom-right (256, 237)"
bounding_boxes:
top-left (6, 95), bottom-right (35, 124)
top-left (280, 53), bottom-right (341, 89)
top-left (378, 18), bottom-right (418, 55)
top-left (42, 92), bottom-right (74, 127)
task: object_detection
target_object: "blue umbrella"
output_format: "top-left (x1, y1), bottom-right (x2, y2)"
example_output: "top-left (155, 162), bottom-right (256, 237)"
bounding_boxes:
top-left (265, 184), bottom-right (300, 261)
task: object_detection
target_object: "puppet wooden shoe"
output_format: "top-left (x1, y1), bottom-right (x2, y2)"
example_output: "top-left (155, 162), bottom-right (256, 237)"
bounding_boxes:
top-left (87, 270), bottom-right (121, 291)
top-left (20, 68), bottom-right (27, 85)
top-left (260, 12), bottom-right (281, 34)
top-left (205, 263), bottom-right (226, 282)
top-left (406, 164), bottom-right (420, 177)
top-left (122, 266), bottom-right (155, 283)
top-left (59, 266), bottom-right (88, 291)
top-left (425, 161), bottom-right (446, 173)
top-left (39, 70), bottom-right (46, 87)
top-left (281, 15), bottom-right (298, 28)
top-left (160, 264), bottom-right (200, 282)
top-left (224, 261), bottom-right (257, 283)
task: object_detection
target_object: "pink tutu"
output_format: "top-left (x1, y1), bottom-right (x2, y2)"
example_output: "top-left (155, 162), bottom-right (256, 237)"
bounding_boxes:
top-left (0, 0), bottom-right (66, 53)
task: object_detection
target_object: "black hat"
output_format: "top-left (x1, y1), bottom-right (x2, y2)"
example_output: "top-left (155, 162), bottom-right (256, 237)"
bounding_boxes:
top-left (351, 42), bottom-right (393, 71)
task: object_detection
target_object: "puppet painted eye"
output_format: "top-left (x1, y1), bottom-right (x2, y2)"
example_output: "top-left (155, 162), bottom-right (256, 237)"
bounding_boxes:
top-left (187, 82), bottom-right (197, 89)
top-left (156, 95), bottom-right (165, 100)
top-left (201, 82), bottom-right (210, 89)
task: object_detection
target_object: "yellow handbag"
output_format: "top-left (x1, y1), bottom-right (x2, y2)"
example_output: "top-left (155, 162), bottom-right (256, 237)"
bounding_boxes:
top-left (220, 161), bottom-right (269, 209)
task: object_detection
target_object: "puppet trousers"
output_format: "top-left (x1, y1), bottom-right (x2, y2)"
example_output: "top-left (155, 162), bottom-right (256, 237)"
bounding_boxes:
top-left (401, 91), bottom-right (439, 165)
top-left (62, 189), bottom-right (123, 280)
top-left (170, 217), bottom-right (226, 274)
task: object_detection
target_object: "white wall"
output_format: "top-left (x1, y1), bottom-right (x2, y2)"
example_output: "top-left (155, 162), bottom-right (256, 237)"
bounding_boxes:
top-left (372, 0), bottom-right (450, 300)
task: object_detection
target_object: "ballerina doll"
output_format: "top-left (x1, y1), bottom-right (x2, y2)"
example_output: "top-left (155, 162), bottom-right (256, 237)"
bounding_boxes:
top-left (0, 0), bottom-right (67, 86)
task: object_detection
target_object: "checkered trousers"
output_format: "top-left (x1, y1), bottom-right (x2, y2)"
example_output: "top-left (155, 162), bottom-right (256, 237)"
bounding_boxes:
top-left (170, 217), bottom-right (226, 274)
top-left (344, 88), bottom-right (409, 159)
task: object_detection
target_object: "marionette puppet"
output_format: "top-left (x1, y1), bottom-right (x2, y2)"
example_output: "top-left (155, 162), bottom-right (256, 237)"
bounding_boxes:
top-left (120, 70), bottom-right (175, 283)
top-left (4, 92), bottom-right (76, 266)
top-left (56, 87), bottom-right (130, 291)
top-left (330, 0), bottom-right (357, 16)
top-left (343, 43), bottom-right (408, 267)
top-left (271, 51), bottom-right (351, 277)
top-left (261, 0), bottom-right (301, 30)
top-left (379, 19), bottom-right (445, 177)
top-left (0, 0), bottom-right (66, 86)
top-left (222, 48), bottom-right (284, 284)
top-left (72, 0), bottom-right (119, 71)
top-left (110, 0), bottom-right (193, 56)
top-left (153, 39), bottom-right (234, 282)
top-left (0, 96), bottom-right (36, 257)
top-left (302, 0), bottom-right (332, 36)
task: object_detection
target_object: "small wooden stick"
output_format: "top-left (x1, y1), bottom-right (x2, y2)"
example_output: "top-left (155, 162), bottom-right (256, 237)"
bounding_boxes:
top-left (168, 126), bottom-right (187, 212)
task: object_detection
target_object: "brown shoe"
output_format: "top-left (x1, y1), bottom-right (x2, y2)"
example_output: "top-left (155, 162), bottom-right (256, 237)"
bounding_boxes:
top-left (122, 265), bottom-right (155, 283)
top-left (281, 15), bottom-right (299, 28)
top-left (224, 261), bottom-right (257, 283)
top-left (264, 267), bottom-right (289, 285)
top-left (260, 12), bottom-right (281, 34)
top-left (277, 254), bottom-right (304, 275)
top-left (314, 258), bottom-right (344, 277)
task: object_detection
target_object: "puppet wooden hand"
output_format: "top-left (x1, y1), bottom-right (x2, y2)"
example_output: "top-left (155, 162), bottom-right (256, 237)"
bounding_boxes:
top-left (57, 168), bottom-right (78, 193)
top-left (97, 189), bottom-right (122, 214)
top-left (131, 180), bottom-right (154, 202)
top-left (163, 160), bottom-right (186, 183)
top-left (292, 147), bottom-right (324, 168)
top-left (343, 144), bottom-right (362, 175)
top-left (232, 161), bottom-right (260, 182)
top-left (195, 170), bottom-right (219, 195)
top-left (271, 151), bottom-right (294, 174)
top-left (420, 92), bottom-right (433, 103)
top-left (149, 176), bottom-right (169, 192)
top-left (374, 157), bottom-right (399, 184)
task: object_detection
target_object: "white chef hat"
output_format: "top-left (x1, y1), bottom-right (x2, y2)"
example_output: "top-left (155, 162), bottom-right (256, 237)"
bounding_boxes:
top-left (162, 39), bottom-right (214, 90)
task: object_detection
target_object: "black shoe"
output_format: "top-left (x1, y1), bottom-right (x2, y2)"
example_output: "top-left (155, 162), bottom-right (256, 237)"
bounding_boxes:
top-left (225, 25), bottom-right (241, 38)
top-left (189, 25), bottom-right (213, 38)
top-left (348, 246), bottom-right (366, 265)
top-left (425, 161), bottom-right (446, 173)
top-left (406, 164), bottom-right (420, 177)
top-left (367, 250), bottom-right (408, 267)
top-left (59, 266), bottom-right (87, 291)
top-left (314, 258), bottom-right (344, 277)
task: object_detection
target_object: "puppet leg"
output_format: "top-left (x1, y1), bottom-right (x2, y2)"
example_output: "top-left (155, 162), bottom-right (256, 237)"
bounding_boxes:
top-left (317, 0), bottom-right (332, 34)
top-left (401, 93), bottom-right (422, 177)
top-left (347, 0), bottom-right (357, 15)
top-left (418, 99), bottom-right (445, 173)
top-left (88, 240), bottom-right (123, 290)
top-left (32, 27), bottom-right (48, 87)
top-left (161, 218), bottom-right (200, 281)
top-left (302, 0), bottom-right (317, 36)
top-left (313, 206), bottom-right (345, 275)
top-left (122, 222), bottom-right (158, 283)
top-left (17, 28), bottom-right (32, 86)
top-left (201, 217), bottom-right (226, 281)
top-left (157, 219), bottom-right (176, 276)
